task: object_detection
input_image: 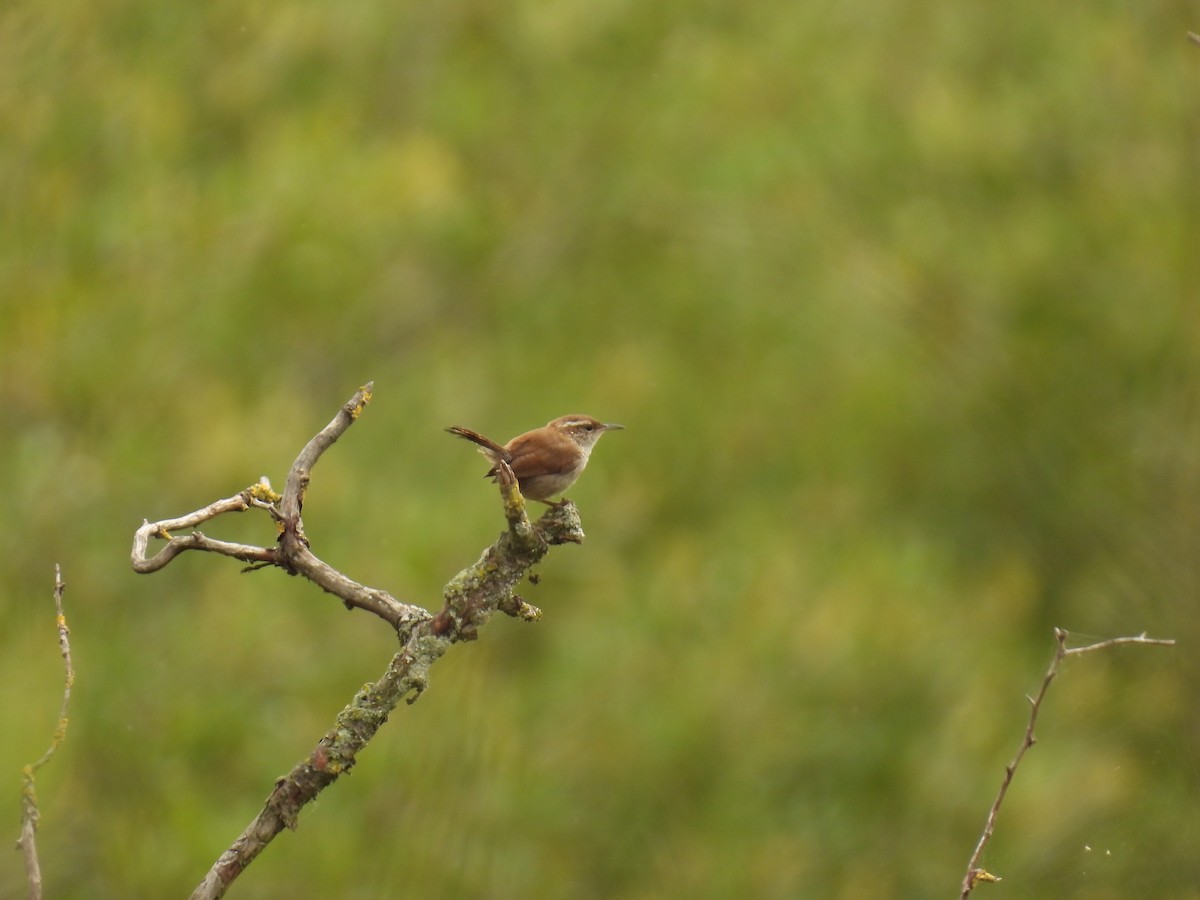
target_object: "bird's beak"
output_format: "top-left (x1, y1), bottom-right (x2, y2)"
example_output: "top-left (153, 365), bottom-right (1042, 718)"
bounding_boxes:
top-left (603, 423), bottom-right (625, 431)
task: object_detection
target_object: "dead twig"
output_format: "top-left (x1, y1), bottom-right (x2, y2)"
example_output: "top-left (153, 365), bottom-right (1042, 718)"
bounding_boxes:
top-left (15, 565), bottom-right (74, 900)
top-left (959, 628), bottom-right (1175, 897)
top-left (130, 383), bottom-right (429, 636)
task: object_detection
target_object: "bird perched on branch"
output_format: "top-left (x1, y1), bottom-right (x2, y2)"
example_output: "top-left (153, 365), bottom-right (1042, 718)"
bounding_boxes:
top-left (446, 414), bottom-right (623, 503)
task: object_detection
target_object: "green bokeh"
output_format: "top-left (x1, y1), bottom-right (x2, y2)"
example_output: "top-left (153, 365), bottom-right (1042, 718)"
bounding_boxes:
top-left (3, 1), bottom-right (1198, 897)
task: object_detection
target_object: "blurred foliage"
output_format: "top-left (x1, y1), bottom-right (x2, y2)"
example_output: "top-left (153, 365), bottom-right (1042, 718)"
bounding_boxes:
top-left (3, 0), bottom-right (1199, 897)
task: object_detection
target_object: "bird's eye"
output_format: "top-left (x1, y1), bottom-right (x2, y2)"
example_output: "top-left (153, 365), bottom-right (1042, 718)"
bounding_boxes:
top-left (583, 423), bottom-right (595, 431)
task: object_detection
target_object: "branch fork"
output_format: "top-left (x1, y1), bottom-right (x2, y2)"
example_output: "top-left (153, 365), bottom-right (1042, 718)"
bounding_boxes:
top-left (959, 628), bottom-right (1175, 897)
top-left (129, 383), bottom-right (586, 899)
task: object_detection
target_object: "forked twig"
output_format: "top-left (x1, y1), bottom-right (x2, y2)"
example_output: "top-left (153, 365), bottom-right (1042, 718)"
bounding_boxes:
top-left (959, 628), bottom-right (1175, 896)
top-left (16, 565), bottom-right (74, 900)
top-left (131, 383), bottom-right (429, 635)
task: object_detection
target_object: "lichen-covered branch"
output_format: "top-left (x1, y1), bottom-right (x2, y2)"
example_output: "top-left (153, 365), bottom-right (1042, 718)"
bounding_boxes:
top-left (17, 565), bottom-right (74, 900)
top-left (187, 635), bottom-right (443, 900)
top-left (128, 384), bottom-right (588, 899)
top-left (431, 461), bottom-right (583, 640)
top-left (188, 466), bottom-right (584, 900)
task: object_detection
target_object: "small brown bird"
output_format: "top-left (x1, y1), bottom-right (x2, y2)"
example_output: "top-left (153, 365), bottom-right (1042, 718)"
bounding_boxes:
top-left (446, 414), bottom-right (624, 503)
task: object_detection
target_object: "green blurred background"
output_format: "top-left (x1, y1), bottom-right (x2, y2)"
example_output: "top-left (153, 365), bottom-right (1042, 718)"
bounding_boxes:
top-left (3, 1), bottom-right (1199, 897)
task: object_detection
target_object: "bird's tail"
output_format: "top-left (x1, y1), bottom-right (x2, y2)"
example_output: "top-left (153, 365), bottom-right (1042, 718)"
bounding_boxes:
top-left (445, 426), bottom-right (509, 462)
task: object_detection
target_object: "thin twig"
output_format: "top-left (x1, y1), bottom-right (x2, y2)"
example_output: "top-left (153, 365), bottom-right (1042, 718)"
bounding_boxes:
top-left (16, 565), bottom-right (74, 900)
top-left (1063, 631), bottom-right (1175, 657)
top-left (130, 486), bottom-right (277, 573)
top-left (959, 628), bottom-right (1175, 897)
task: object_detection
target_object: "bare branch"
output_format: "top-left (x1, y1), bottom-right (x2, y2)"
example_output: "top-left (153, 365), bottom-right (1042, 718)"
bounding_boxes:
top-left (278, 382), bottom-right (374, 549)
top-left (129, 384), bottom-right (590, 897)
top-left (959, 627), bottom-right (1175, 897)
top-left (130, 487), bottom-right (276, 573)
top-left (16, 565), bottom-right (75, 900)
top-left (130, 384), bottom-right (428, 635)
top-left (1063, 631), bottom-right (1175, 657)
top-left (188, 470), bottom-right (583, 900)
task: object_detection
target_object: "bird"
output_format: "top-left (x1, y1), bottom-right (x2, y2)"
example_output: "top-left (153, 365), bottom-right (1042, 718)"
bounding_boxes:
top-left (446, 414), bottom-right (623, 503)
